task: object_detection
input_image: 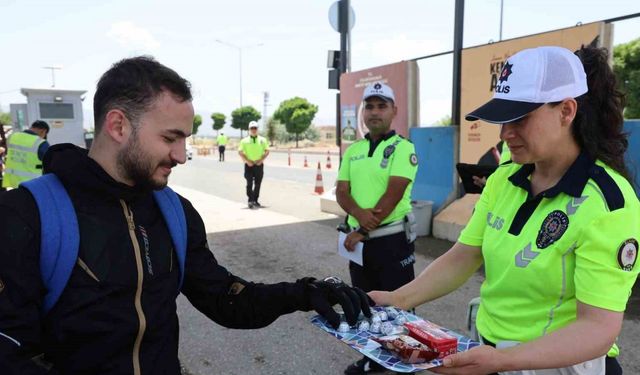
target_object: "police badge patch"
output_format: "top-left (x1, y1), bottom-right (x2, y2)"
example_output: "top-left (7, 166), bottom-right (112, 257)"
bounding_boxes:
top-left (410, 153), bottom-right (418, 166)
top-left (617, 239), bottom-right (638, 271)
top-left (536, 210), bottom-right (569, 249)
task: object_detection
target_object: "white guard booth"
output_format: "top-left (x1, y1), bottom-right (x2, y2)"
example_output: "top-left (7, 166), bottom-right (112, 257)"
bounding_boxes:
top-left (10, 88), bottom-right (87, 147)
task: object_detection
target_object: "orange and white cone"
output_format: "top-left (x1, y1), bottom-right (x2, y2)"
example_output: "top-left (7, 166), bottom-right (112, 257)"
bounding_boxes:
top-left (288, 149), bottom-right (291, 166)
top-left (326, 151), bottom-right (332, 169)
top-left (314, 162), bottom-right (324, 195)
top-left (303, 155), bottom-right (309, 168)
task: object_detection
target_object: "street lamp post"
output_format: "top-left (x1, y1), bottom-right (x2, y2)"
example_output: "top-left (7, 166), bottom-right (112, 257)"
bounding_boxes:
top-left (215, 39), bottom-right (263, 109)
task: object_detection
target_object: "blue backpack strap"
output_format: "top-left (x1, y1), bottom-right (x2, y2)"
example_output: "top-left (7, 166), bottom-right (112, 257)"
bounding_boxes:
top-left (22, 174), bottom-right (79, 315)
top-left (153, 187), bottom-right (187, 290)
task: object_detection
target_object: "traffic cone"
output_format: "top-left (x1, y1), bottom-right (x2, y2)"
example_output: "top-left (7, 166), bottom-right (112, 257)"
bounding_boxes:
top-left (303, 155), bottom-right (308, 168)
top-left (326, 151), bottom-right (332, 169)
top-left (288, 149), bottom-right (291, 166)
top-left (314, 162), bottom-right (324, 195)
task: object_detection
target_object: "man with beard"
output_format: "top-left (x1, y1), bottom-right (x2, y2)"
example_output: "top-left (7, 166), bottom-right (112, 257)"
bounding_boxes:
top-left (336, 82), bottom-right (419, 375)
top-left (0, 56), bottom-right (371, 375)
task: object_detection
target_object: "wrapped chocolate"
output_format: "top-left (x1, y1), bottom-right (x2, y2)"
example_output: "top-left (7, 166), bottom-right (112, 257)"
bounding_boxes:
top-left (385, 307), bottom-right (399, 319)
top-left (371, 313), bottom-right (382, 324)
top-left (338, 321), bottom-right (351, 333)
top-left (393, 315), bottom-right (408, 325)
top-left (357, 320), bottom-right (370, 332)
top-left (378, 310), bottom-right (388, 321)
top-left (404, 320), bottom-right (458, 358)
top-left (373, 335), bottom-right (439, 364)
top-left (369, 321), bottom-right (381, 333)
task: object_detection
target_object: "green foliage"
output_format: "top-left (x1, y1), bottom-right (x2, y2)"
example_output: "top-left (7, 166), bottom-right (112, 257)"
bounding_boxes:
top-left (211, 112), bottom-right (226, 131)
top-left (434, 114), bottom-right (452, 126)
top-left (614, 38), bottom-right (640, 119)
top-left (303, 126), bottom-right (320, 142)
top-left (192, 114), bottom-right (203, 134)
top-left (273, 97), bottom-right (318, 148)
top-left (231, 106), bottom-right (261, 132)
top-left (0, 111), bottom-right (11, 125)
top-left (265, 117), bottom-right (278, 146)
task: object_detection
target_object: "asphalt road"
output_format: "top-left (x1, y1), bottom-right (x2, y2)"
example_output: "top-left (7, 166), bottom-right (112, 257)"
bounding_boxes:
top-left (171, 153), bottom-right (640, 375)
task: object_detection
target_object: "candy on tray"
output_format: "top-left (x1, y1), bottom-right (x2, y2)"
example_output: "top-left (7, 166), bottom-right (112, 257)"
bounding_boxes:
top-left (337, 321), bottom-right (350, 333)
top-left (373, 335), bottom-right (439, 364)
top-left (357, 320), bottom-right (370, 332)
top-left (378, 310), bottom-right (388, 321)
top-left (369, 321), bottom-right (381, 333)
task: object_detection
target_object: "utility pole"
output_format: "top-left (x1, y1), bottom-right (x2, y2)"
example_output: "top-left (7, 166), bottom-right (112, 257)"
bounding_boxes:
top-left (451, 0), bottom-right (464, 126)
top-left (43, 66), bottom-right (62, 88)
top-left (262, 91), bottom-right (270, 127)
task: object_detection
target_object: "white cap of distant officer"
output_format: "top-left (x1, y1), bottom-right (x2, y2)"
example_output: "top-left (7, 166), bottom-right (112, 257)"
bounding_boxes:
top-left (249, 121), bottom-right (259, 131)
top-left (362, 82), bottom-right (395, 103)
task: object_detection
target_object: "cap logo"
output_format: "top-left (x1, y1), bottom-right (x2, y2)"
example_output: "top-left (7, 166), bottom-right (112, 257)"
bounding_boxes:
top-left (373, 83), bottom-right (382, 90)
top-left (495, 61), bottom-right (513, 94)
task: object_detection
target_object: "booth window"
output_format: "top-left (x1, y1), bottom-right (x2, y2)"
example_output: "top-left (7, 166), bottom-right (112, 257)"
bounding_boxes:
top-left (39, 103), bottom-right (74, 119)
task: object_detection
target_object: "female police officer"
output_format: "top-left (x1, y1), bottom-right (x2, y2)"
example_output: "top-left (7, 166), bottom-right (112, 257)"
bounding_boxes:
top-left (369, 45), bottom-right (640, 375)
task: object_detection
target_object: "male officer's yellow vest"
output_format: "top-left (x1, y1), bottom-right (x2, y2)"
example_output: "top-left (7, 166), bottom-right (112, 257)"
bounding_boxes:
top-left (2, 131), bottom-right (44, 188)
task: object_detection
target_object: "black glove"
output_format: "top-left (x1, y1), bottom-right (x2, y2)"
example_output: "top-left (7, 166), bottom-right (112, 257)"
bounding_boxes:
top-left (302, 276), bottom-right (372, 329)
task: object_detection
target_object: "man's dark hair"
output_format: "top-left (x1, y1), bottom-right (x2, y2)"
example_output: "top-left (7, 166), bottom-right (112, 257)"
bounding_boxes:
top-left (30, 120), bottom-right (50, 133)
top-left (93, 56), bottom-right (192, 134)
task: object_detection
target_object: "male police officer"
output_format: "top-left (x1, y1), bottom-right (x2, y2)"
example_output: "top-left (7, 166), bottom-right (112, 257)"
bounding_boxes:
top-left (2, 120), bottom-right (50, 189)
top-left (336, 82), bottom-right (419, 374)
top-left (239, 121), bottom-right (269, 208)
top-left (216, 131), bottom-right (228, 161)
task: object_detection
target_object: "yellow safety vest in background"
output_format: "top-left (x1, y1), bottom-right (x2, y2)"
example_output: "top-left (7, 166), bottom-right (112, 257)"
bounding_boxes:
top-left (2, 132), bottom-right (44, 188)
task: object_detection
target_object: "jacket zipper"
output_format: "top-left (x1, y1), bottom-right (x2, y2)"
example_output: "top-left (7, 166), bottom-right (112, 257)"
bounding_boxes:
top-left (119, 199), bottom-right (146, 375)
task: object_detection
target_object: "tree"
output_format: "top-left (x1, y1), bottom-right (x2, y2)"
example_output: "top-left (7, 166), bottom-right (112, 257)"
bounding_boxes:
top-left (303, 126), bottom-right (320, 142)
top-left (614, 38), bottom-right (640, 119)
top-left (231, 106), bottom-right (261, 137)
top-left (265, 117), bottom-right (278, 146)
top-left (192, 114), bottom-right (203, 134)
top-left (211, 112), bottom-right (226, 133)
top-left (273, 97), bottom-right (318, 148)
top-left (0, 111), bottom-right (10, 126)
top-left (434, 114), bottom-right (452, 126)
top-left (0, 111), bottom-right (11, 148)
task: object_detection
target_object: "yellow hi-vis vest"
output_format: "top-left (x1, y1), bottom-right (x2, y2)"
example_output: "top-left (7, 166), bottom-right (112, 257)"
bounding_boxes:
top-left (2, 131), bottom-right (45, 188)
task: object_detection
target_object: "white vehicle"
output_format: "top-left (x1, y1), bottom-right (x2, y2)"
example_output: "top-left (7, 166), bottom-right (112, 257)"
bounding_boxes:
top-left (186, 144), bottom-right (193, 160)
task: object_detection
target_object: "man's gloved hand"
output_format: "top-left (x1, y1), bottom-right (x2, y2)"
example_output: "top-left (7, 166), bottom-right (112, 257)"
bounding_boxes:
top-left (302, 276), bottom-right (372, 329)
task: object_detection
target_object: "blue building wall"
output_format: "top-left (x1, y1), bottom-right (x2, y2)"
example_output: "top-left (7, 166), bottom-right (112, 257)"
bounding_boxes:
top-left (409, 126), bottom-right (458, 213)
top-left (624, 120), bottom-right (640, 197)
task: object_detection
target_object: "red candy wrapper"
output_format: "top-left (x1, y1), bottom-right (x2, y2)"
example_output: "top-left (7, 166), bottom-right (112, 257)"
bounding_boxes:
top-left (373, 335), bottom-right (439, 364)
top-left (404, 321), bottom-right (458, 358)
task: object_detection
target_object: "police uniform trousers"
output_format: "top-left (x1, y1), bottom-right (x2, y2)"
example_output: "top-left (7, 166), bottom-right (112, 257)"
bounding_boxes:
top-left (218, 145), bottom-right (226, 161)
top-left (349, 232), bottom-right (415, 292)
top-left (244, 164), bottom-right (264, 203)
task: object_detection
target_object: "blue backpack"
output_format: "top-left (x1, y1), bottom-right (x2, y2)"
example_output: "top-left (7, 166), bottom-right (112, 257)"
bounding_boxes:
top-left (22, 174), bottom-right (187, 315)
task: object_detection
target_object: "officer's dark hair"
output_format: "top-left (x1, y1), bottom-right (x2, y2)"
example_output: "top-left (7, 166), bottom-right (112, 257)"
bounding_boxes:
top-left (93, 56), bottom-right (192, 135)
top-left (566, 45), bottom-right (630, 182)
top-left (30, 120), bottom-right (50, 133)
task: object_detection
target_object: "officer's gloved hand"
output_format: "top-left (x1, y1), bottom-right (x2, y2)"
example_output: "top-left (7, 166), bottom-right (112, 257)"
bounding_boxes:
top-left (302, 276), bottom-right (372, 329)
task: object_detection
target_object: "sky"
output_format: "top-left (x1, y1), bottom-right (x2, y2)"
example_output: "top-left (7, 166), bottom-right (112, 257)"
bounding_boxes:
top-left (0, 0), bottom-right (638, 137)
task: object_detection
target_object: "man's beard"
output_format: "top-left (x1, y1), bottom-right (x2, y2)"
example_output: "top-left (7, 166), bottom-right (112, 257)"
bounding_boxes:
top-left (117, 132), bottom-right (175, 190)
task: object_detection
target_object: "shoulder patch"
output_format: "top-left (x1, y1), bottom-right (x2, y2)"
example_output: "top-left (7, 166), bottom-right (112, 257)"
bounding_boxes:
top-left (618, 239), bottom-right (638, 271)
top-left (410, 153), bottom-right (418, 166)
top-left (589, 165), bottom-right (625, 211)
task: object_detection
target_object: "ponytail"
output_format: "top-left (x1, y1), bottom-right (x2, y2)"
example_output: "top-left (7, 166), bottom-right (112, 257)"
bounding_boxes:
top-left (572, 45), bottom-right (631, 182)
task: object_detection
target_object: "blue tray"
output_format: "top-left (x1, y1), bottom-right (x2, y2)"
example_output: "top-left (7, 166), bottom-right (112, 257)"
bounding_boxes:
top-left (311, 307), bottom-right (480, 373)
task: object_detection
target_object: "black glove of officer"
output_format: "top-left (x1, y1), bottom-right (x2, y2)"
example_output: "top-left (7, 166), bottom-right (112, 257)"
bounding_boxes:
top-left (301, 276), bottom-right (372, 329)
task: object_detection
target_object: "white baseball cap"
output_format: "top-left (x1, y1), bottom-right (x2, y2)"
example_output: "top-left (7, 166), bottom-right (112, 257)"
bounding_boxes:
top-left (249, 121), bottom-right (259, 128)
top-left (466, 46), bottom-right (588, 124)
top-left (362, 82), bottom-right (395, 103)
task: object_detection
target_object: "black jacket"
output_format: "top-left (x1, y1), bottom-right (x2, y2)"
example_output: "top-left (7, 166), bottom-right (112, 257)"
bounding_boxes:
top-left (0, 144), bottom-right (310, 375)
